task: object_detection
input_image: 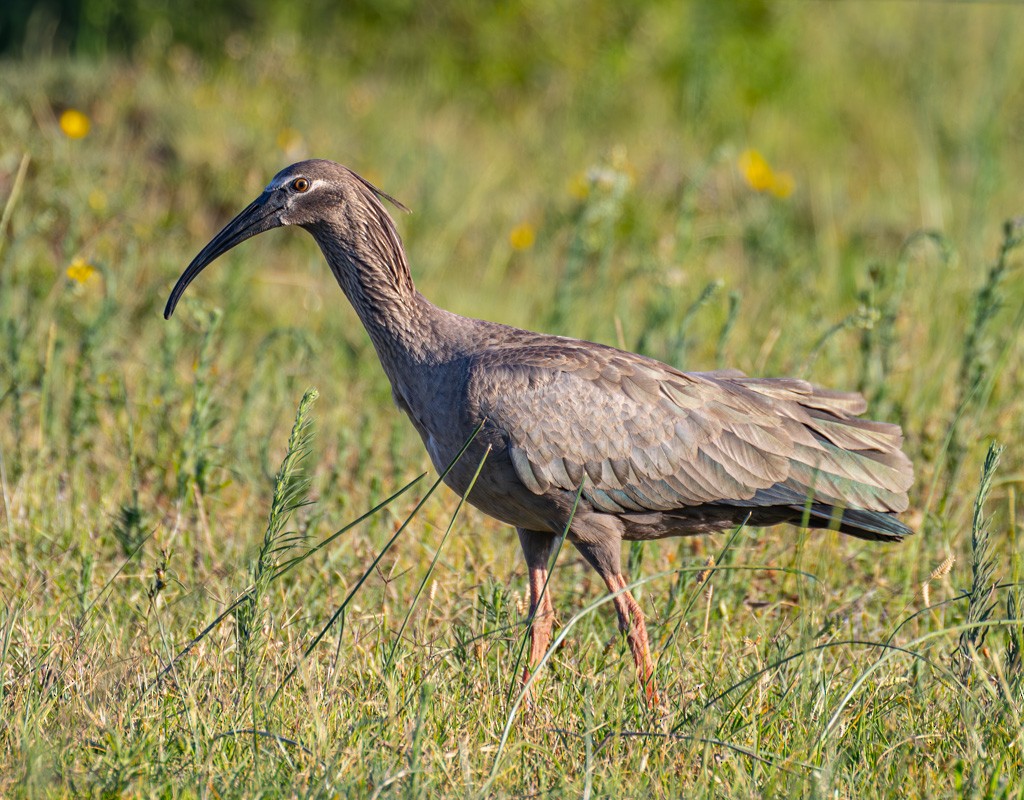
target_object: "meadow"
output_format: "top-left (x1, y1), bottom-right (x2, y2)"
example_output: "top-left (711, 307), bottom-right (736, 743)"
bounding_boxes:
top-left (2, 3), bottom-right (1024, 796)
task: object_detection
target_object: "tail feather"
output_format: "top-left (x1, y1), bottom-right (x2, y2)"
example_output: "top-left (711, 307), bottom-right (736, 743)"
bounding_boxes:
top-left (797, 502), bottom-right (913, 542)
top-left (677, 373), bottom-right (914, 542)
top-left (719, 484), bottom-right (914, 542)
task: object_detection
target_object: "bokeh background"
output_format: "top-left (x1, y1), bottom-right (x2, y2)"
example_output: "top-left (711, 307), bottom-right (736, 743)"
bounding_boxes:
top-left (3, 2), bottom-right (1024, 796)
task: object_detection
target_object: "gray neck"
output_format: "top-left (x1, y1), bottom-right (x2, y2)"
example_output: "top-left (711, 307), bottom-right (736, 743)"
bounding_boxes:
top-left (308, 219), bottom-right (466, 383)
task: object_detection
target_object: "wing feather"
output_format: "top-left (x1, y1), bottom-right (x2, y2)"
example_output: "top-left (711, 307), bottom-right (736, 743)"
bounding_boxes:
top-left (469, 341), bottom-right (912, 516)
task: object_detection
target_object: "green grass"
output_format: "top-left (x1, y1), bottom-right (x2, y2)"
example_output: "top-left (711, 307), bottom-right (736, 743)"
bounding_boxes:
top-left (3, 3), bottom-right (1024, 797)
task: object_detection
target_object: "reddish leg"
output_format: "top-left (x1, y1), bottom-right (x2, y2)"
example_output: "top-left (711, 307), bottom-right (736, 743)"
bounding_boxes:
top-left (517, 529), bottom-right (558, 690)
top-left (603, 572), bottom-right (659, 704)
top-left (572, 533), bottom-right (660, 705)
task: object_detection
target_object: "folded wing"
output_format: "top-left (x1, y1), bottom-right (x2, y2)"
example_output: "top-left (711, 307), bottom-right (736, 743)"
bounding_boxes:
top-left (470, 343), bottom-right (913, 518)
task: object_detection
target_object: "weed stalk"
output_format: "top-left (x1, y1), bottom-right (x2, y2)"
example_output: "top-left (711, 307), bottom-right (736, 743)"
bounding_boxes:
top-left (176, 308), bottom-right (223, 502)
top-left (953, 441), bottom-right (1002, 685)
top-left (235, 387), bottom-right (319, 689)
top-left (946, 220), bottom-right (1024, 498)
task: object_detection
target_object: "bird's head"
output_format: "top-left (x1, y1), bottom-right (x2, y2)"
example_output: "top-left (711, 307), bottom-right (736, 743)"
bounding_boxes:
top-left (164, 159), bottom-right (407, 319)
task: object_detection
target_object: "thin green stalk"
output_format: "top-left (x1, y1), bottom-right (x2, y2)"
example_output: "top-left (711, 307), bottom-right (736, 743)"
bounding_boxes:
top-left (269, 420), bottom-right (487, 708)
top-left (668, 278), bottom-right (722, 368)
top-left (136, 472), bottom-right (424, 704)
top-left (0, 153), bottom-right (30, 265)
top-left (0, 446), bottom-right (13, 556)
top-left (229, 327), bottom-right (317, 460)
top-left (801, 306), bottom-right (877, 378)
top-left (176, 308), bottom-right (223, 502)
top-left (715, 289), bottom-right (742, 369)
top-left (111, 376), bottom-right (147, 556)
top-left (658, 519), bottom-right (748, 658)
top-left (815, 618), bottom-right (1024, 750)
top-left (407, 682), bottom-right (433, 800)
top-left (954, 441), bottom-right (1002, 684)
top-left (235, 387), bottom-right (319, 687)
top-left (0, 601), bottom-right (17, 708)
top-left (0, 322), bottom-right (23, 478)
top-left (945, 220), bottom-right (1024, 498)
top-left (381, 445), bottom-right (492, 678)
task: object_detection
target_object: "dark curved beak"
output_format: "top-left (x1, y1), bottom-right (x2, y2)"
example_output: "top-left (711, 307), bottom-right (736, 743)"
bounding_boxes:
top-left (164, 190), bottom-right (286, 319)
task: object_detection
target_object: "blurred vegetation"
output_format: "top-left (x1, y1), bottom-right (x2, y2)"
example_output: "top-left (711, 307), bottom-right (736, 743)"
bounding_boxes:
top-left (2, 1), bottom-right (1024, 797)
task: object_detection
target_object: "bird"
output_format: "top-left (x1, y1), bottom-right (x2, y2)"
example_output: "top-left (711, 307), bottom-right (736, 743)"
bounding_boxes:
top-left (165, 159), bottom-right (914, 702)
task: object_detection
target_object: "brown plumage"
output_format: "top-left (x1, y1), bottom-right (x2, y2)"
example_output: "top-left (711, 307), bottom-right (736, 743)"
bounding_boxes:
top-left (166, 159), bottom-right (914, 702)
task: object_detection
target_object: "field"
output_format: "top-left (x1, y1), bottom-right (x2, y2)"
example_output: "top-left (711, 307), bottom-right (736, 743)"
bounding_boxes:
top-left (3, 3), bottom-right (1024, 797)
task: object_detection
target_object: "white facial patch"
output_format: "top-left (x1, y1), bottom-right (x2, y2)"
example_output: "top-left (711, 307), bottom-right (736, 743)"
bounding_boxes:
top-left (265, 176), bottom-right (323, 193)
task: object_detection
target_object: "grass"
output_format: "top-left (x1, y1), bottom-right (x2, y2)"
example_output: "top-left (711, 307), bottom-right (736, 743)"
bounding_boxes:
top-left (3, 2), bottom-right (1024, 797)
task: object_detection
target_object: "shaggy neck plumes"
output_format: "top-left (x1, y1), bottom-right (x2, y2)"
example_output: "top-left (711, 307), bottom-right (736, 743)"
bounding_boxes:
top-left (308, 210), bottom-right (451, 378)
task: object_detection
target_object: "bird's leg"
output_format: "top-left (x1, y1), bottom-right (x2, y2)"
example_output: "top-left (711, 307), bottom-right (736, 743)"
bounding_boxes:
top-left (572, 534), bottom-right (660, 704)
top-left (516, 529), bottom-right (558, 690)
top-left (602, 572), bottom-right (658, 704)
top-left (526, 560), bottom-right (555, 666)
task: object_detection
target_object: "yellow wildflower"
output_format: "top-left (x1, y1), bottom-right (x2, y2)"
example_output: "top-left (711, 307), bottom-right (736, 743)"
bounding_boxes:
top-left (739, 149), bottom-right (774, 191)
top-left (66, 257), bottom-right (97, 284)
top-left (88, 189), bottom-right (108, 213)
top-left (509, 221), bottom-right (536, 251)
top-left (567, 172), bottom-right (590, 200)
top-left (739, 149), bottom-right (795, 198)
top-left (59, 109), bottom-right (91, 139)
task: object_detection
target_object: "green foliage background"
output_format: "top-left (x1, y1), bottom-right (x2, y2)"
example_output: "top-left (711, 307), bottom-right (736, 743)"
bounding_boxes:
top-left (2, 2), bottom-right (1024, 797)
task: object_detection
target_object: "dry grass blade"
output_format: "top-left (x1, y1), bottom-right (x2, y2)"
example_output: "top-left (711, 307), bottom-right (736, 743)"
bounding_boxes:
top-left (921, 554), bottom-right (955, 608)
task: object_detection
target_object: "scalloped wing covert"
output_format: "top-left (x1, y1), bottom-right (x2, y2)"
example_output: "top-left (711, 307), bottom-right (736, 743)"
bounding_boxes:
top-left (469, 343), bottom-right (912, 517)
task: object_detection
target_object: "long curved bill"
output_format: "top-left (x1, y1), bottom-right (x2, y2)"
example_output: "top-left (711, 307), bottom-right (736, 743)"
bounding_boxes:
top-left (164, 190), bottom-right (285, 319)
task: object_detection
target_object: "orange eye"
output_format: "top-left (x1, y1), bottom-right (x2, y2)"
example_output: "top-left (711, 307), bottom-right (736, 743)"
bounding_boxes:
top-left (292, 177), bottom-right (310, 192)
